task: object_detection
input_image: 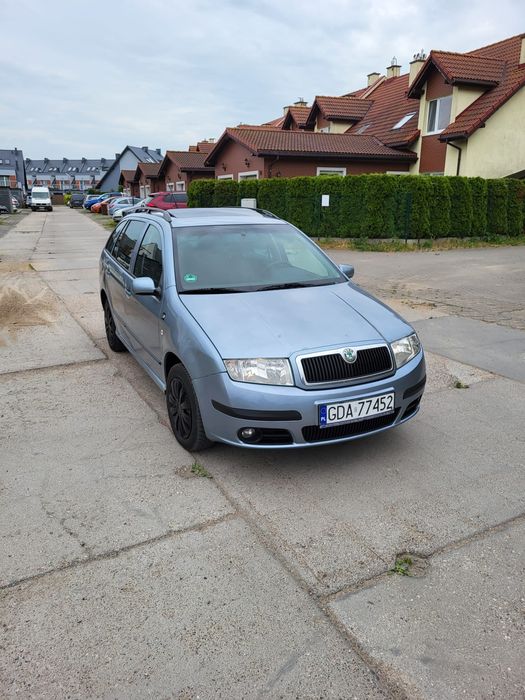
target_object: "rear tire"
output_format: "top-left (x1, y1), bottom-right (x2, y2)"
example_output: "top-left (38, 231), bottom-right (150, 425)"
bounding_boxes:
top-left (103, 300), bottom-right (127, 353)
top-left (166, 364), bottom-right (213, 451)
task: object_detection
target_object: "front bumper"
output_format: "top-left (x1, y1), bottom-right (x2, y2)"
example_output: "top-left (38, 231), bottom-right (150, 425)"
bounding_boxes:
top-left (193, 351), bottom-right (426, 448)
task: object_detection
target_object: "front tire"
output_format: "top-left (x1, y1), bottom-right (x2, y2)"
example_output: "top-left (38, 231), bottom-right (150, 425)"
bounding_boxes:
top-left (103, 300), bottom-right (127, 353)
top-left (166, 364), bottom-right (213, 451)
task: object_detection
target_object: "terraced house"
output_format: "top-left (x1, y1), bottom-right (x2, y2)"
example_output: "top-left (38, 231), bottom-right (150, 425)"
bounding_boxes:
top-left (25, 157), bottom-right (113, 191)
top-left (206, 32), bottom-right (525, 180)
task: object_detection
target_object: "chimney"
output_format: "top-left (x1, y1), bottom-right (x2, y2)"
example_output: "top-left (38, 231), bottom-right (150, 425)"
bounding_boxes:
top-left (142, 146), bottom-right (149, 152)
top-left (115, 153), bottom-right (121, 160)
top-left (283, 105), bottom-right (290, 115)
top-left (409, 50), bottom-right (427, 86)
top-left (520, 35), bottom-right (525, 64)
top-left (294, 98), bottom-right (308, 107)
top-left (386, 57), bottom-right (401, 79)
top-left (156, 148), bottom-right (161, 155)
top-left (367, 72), bottom-right (381, 87)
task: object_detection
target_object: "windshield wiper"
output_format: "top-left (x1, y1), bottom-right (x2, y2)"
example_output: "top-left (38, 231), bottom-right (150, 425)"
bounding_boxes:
top-left (179, 287), bottom-right (250, 294)
top-left (256, 280), bottom-right (336, 291)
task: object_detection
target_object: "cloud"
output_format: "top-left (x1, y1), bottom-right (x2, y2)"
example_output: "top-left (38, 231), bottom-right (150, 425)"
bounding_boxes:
top-left (1, 0), bottom-right (523, 158)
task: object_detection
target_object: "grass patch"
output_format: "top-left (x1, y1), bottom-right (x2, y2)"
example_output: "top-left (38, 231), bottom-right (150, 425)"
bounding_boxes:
top-left (318, 235), bottom-right (525, 252)
top-left (190, 462), bottom-right (212, 478)
top-left (388, 556), bottom-right (413, 576)
top-left (454, 380), bottom-right (470, 389)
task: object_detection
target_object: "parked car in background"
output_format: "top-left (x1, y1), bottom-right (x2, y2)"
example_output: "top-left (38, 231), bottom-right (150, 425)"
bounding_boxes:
top-left (108, 197), bottom-right (141, 218)
top-left (31, 187), bottom-right (53, 212)
top-left (83, 194), bottom-right (102, 210)
top-left (146, 192), bottom-right (188, 210)
top-left (25, 193), bottom-right (32, 207)
top-left (11, 197), bottom-right (19, 211)
top-left (92, 197), bottom-right (121, 215)
top-left (85, 192), bottom-right (120, 210)
top-left (113, 196), bottom-right (153, 221)
top-left (69, 193), bottom-right (85, 208)
top-left (99, 207), bottom-right (425, 451)
top-left (0, 204), bottom-right (9, 214)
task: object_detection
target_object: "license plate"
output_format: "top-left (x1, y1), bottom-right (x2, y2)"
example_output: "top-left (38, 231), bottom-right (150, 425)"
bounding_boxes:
top-left (319, 392), bottom-right (394, 427)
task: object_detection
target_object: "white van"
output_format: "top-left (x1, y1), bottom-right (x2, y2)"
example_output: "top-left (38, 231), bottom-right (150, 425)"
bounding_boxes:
top-left (31, 186), bottom-right (53, 212)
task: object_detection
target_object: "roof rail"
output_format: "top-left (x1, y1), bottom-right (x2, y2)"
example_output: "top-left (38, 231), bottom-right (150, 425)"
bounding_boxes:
top-left (133, 206), bottom-right (171, 222)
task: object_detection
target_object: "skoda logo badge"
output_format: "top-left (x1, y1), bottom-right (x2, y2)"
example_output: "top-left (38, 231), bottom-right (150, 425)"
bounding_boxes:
top-left (342, 348), bottom-right (357, 364)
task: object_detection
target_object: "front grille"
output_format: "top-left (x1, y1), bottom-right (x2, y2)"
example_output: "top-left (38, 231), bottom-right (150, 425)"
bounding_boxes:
top-left (302, 409), bottom-right (399, 443)
top-left (300, 345), bottom-right (392, 385)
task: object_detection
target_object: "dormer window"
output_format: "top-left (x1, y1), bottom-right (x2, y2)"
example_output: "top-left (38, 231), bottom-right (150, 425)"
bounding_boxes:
top-left (356, 123), bottom-right (370, 134)
top-left (427, 96), bottom-right (452, 135)
top-left (393, 113), bottom-right (416, 130)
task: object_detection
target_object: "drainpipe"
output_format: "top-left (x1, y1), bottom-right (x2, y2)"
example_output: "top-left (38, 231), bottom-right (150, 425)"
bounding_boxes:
top-left (267, 155), bottom-right (280, 178)
top-left (447, 141), bottom-right (463, 176)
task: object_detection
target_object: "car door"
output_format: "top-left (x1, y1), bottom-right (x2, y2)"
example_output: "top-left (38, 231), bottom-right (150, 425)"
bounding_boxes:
top-left (104, 219), bottom-right (147, 348)
top-left (126, 223), bottom-right (165, 374)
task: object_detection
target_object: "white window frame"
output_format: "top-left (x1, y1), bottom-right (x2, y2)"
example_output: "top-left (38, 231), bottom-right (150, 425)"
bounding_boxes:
top-left (316, 167), bottom-right (346, 177)
top-left (426, 95), bottom-right (452, 135)
top-left (393, 112), bottom-right (416, 130)
top-left (175, 181), bottom-right (185, 191)
top-left (166, 181), bottom-right (175, 192)
top-left (237, 171), bottom-right (259, 181)
top-left (0, 176), bottom-right (9, 187)
top-left (217, 174), bottom-right (233, 180)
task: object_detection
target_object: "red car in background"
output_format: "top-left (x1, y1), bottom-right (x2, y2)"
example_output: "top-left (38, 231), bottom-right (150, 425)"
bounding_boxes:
top-left (91, 197), bottom-right (121, 214)
top-left (146, 192), bottom-right (188, 210)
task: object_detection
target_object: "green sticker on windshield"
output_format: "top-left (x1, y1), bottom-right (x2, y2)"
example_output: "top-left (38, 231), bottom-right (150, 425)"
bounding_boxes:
top-left (184, 273), bottom-right (197, 283)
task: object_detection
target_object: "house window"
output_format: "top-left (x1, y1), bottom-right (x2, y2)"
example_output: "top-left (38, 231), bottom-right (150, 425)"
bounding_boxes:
top-left (0, 176), bottom-right (9, 187)
top-left (238, 171), bottom-right (258, 181)
top-left (393, 112), bottom-right (416, 130)
top-left (426, 95), bottom-right (452, 134)
top-left (175, 181), bottom-right (185, 191)
top-left (217, 174), bottom-right (233, 180)
top-left (166, 181), bottom-right (175, 192)
top-left (316, 167), bottom-right (346, 176)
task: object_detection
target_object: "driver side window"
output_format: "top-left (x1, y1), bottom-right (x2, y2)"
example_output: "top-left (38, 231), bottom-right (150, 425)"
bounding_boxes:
top-left (134, 225), bottom-right (163, 288)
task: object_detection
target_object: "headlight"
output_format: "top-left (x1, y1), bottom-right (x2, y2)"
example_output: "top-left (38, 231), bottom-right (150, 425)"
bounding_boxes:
top-left (390, 333), bottom-right (421, 369)
top-left (224, 358), bottom-right (294, 386)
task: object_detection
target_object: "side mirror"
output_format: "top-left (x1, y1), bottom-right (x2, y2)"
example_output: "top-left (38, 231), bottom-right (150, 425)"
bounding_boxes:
top-left (132, 277), bottom-right (156, 295)
top-left (339, 264), bottom-right (354, 279)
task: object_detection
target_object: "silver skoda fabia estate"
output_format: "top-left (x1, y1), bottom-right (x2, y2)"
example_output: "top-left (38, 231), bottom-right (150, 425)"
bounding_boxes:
top-left (100, 207), bottom-right (426, 450)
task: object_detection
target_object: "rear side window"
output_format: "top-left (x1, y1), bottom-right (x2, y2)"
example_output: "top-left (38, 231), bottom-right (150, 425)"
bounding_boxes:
top-left (112, 220), bottom-right (146, 271)
top-left (173, 193), bottom-right (187, 203)
top-left (134, 225), bottom-right (163, 288)
top-left (105, 220), bottom-right (128, 254)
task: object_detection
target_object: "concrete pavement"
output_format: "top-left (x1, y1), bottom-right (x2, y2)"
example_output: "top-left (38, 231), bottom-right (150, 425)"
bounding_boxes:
top-left (1, 208), bottom-right (524, 698)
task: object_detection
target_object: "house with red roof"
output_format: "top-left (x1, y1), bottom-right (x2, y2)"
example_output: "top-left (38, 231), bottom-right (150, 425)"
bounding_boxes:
top-left (206, 32), bottom-right (525, 180)
top-left (158, 142), bottom-right (215, 193)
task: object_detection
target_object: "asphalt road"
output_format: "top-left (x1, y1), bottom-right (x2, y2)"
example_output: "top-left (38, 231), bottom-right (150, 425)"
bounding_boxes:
top-left (1, 209), bottom-right (524, 699)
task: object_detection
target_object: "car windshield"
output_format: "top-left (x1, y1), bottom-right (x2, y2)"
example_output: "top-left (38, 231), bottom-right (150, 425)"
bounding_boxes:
top-left (173, 223), bottom-right (345, 293)
top-left (32, 191), bottom-right (48, 200)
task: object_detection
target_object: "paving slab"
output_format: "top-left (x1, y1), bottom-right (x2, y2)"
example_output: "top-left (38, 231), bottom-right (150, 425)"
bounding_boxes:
top-left (0, 518), bottom-right (386, 699)
top-left (0, 272), bottom-right (104, 373)
top-left (414, 316), bottom-right (525, 381)
top-left (199, 378), bottom-right (525, 595)
top-left (329, 519), bottom-right (525, 699)
top-left (0, 362), bottom-right (233, 586)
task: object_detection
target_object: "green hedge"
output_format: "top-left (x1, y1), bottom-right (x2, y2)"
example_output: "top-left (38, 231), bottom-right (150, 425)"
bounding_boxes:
top-left (188, 174), bottom-right (525, 238)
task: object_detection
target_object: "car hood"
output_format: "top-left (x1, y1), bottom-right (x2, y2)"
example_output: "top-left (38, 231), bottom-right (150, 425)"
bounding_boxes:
top-left (180, 282), bottom-right (412, 358)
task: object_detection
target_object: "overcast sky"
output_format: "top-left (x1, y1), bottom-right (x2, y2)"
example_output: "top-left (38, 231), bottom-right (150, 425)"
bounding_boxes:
top-left (2, 0), bottom-right (523, 159)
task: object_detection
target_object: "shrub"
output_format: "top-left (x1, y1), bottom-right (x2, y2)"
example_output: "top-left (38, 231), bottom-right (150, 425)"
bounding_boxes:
top-left (506, 179), bottom-right (525, 236)
top-left (257, 178), bottom-right (288, 218)
top-left (212, 179), bottom-right (238, 207)
top-left (188, 179), bottom-right (215, 207)
top-left (237, 178), bottom-right (259, 204)
top-left (63, 193), bottom-right (71, 206)
top-left (448, 176), bottom-right (473, 237)
top-left (428, 176), bottom-right (452, 238)
top-left (315, 176), bottom-right (344, 237)
top-left (340, 175), bottom-right (367, 237)
top-left (487, 179), bottom-right (508, 235)
top-left (397, 176), bottom-right (431, 239)
top-left (287, 176), bottom-right (317, 235)
top-left (470, 177), bottom-right (488, 236)
top-left (362, 174), bottom-right (397, 238)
